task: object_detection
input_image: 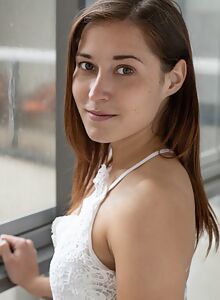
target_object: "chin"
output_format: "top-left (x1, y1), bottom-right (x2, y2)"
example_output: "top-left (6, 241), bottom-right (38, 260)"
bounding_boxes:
top-left (88, 136), bottom-right (111, 143)
top-left (85, 131), bottom-right (111, 144)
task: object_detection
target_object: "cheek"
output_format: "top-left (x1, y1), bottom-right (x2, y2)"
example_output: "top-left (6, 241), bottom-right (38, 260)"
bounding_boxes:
top-left (72, 82), bottom-right (77, 100)
top-left (72, 73), bottom-right (80, 98)
top-left (123, 87), bottom-right (162, 130)
top-left (127, 85), bottom-right (159, 114)
top-left (72, 77), bottom-right (87, 109)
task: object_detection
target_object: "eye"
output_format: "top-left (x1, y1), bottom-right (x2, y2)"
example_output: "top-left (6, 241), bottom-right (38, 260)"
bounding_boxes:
top-left (77, 61), bottom-right (95, 71)
top-left (116, 65), bottom-right (135, 75)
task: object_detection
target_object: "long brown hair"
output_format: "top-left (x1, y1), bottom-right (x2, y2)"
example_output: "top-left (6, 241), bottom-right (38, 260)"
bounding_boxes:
top-left (64, 0), bottom-right (219, 256)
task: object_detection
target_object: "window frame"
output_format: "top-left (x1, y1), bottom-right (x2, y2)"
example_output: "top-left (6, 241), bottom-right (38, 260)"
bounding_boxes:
top-left (0, 0), bottom-right (84, 293)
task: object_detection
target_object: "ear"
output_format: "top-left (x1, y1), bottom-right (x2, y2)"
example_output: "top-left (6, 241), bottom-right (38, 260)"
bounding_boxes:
top-left (163, 59), bottom-right (187, 97)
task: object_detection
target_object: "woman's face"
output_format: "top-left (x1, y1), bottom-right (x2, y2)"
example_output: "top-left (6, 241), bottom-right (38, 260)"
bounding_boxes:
top-left (72, 20), bottom-right (168, 143)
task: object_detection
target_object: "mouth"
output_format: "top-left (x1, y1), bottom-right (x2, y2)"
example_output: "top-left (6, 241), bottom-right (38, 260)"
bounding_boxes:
top-left (86, 110), bottom-right (117, 121)
top-left (86, 110), bottom-right (117, 117)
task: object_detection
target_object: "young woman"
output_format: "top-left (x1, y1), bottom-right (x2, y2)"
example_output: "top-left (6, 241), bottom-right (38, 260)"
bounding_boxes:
top-left (0, 0), bottom-right (219, 299)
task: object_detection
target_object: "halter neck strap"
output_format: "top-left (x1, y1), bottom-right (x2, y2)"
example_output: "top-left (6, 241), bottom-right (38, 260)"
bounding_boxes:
top-left (107, 148), bottom-right (174, 192)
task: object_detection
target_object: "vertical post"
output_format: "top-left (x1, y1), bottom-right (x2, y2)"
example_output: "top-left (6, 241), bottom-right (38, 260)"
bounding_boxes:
top-left (56, 0), bottom-right (85, 215)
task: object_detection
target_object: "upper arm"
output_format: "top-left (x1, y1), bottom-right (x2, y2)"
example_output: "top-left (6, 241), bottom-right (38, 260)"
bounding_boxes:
top-left (108, 182), bottom-right (192, 300)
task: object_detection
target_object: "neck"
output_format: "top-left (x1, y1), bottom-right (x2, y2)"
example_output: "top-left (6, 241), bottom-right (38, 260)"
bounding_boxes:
top-left (109, 128), bottom-right (166, 175)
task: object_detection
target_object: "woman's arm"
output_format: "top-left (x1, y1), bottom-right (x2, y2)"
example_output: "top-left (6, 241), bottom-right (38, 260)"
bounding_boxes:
top-left (25, 275), bottom-right (52, 298)
top-left (107, 181), bottom-right (194, 300)
top-left (0, 235), bottom-right (53, 299)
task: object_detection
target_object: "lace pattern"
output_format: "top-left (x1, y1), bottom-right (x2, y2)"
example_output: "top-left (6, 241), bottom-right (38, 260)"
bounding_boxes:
top-left (92, 164), bottom-right (109, 198)
top-left (49, 164), bottom-right (116, 300)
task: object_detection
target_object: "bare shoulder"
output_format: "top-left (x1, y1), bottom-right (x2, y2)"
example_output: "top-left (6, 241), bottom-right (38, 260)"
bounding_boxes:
top-left (109, 155), bottom-right (195, 223)
top-left (106, 156), bottom-right (196, 300)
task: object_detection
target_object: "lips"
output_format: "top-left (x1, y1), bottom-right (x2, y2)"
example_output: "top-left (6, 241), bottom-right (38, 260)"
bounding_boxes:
top-left (86, 109), bottom-right (118, 122)
top-left (86, 109), bottom-right (117, 116)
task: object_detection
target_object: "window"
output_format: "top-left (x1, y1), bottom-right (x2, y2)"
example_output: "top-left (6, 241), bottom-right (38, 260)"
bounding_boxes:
top-left (179, 1), bottom-right (220, 299)
top-left (0, 0), bottom-right (82, 296)
top-left (0, 0), bottom-right (56, 223)
top-left (183, 0), bottom-right (220, 166)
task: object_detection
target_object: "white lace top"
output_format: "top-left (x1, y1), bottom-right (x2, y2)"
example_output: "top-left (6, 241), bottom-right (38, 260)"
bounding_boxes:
top-left (49, 148), bottom-right (189, 300)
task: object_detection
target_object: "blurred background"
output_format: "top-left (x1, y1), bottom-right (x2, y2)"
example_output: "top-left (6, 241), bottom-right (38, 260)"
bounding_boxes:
top-left (0, 0), bottom-right (56, 224)
top-left (0, 0), bottom-right (219, 299)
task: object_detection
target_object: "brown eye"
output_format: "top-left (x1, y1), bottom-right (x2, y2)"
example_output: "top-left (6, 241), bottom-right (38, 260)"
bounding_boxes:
top-left (117, 66), bottom-right (134, 75)
top-left (78, 62), bottom-right (94, 71)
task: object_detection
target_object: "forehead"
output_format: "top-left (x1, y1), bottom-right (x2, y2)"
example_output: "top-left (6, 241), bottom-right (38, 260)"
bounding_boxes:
top-left (77, 20), bottom-right (155, 59)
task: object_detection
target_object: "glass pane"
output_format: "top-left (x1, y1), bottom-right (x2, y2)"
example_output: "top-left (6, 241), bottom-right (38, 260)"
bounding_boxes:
top-left (0, 0), bottom-right (56, 223)
top-left (183, 0), bottom-right (220, 164)
top-left (86, 0), bottom-right (95, 5)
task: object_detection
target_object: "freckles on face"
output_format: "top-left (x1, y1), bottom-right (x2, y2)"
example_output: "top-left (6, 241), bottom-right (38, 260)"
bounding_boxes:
top-left (71, 20), bottom-right (165, 143)
top-left (120, 70), bottom-right (163, 124)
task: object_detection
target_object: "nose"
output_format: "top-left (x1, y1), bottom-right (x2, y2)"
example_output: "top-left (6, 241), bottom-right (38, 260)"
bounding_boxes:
top-left (88, 73), bottom-right (111, 101)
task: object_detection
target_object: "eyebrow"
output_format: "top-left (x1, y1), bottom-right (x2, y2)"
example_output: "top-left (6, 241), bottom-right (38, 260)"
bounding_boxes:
top-left (76, 53), bottom-right (144, 64)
